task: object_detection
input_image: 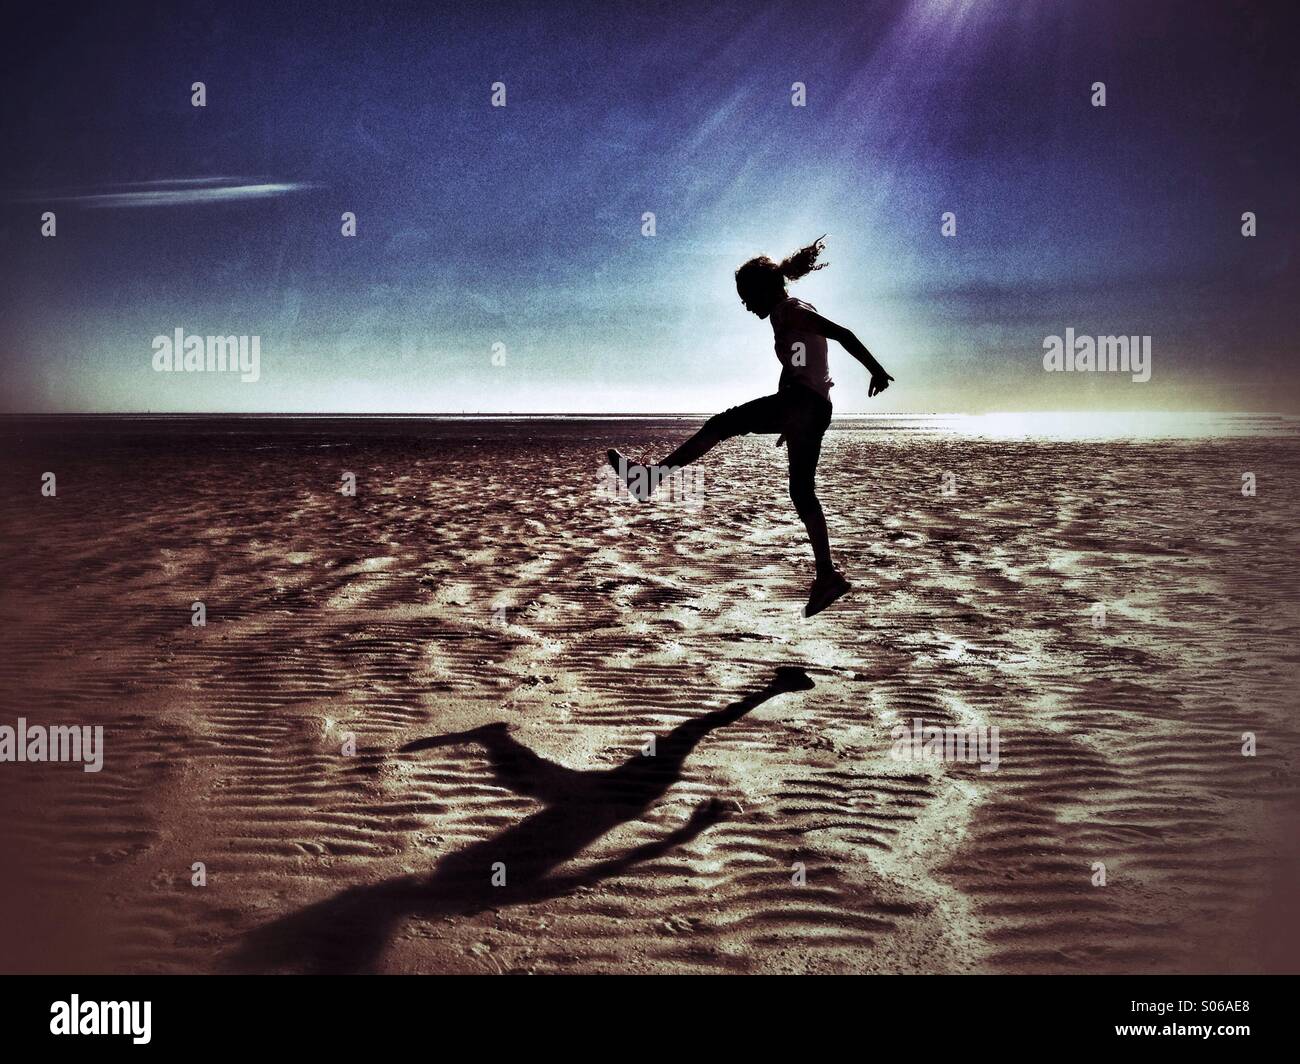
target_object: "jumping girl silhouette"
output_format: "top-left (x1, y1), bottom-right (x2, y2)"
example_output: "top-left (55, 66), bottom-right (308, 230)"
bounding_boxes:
top-left (608, 237), bottom-right (894, 617)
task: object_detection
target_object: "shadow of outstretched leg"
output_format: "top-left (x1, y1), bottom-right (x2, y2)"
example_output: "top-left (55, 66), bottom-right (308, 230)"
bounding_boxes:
top-left (401, 721), bottom-right (585, 805)
top-left (621, 665), bottom-right (815, 787)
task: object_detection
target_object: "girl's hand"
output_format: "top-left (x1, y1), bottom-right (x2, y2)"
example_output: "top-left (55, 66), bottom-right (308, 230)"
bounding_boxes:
top-left (869, 371), bottom-right (894, 398)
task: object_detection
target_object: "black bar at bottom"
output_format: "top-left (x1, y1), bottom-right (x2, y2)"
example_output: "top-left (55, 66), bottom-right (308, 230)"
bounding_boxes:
top-left (0, 974), bottom-right (1289, 1052)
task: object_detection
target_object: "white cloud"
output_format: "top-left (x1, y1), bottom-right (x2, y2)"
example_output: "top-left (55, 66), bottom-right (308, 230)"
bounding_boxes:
top-left (15, 177), bottom-right (316, 208)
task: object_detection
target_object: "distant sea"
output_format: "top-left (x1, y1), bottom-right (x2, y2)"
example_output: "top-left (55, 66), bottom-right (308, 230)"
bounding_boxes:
top-left (2, 411), bottom-right (1297, 441)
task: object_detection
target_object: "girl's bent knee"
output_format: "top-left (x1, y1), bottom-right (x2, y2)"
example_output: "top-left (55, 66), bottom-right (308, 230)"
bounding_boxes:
top-left (789, 482), bottom-right (819, 510)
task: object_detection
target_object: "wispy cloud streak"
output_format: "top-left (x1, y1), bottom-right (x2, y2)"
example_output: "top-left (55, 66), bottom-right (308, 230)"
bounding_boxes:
top-left (13, 177), bottom-right (316, 208)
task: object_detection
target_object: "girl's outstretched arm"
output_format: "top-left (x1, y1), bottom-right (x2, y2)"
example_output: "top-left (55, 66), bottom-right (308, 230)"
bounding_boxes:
top-left (799, 307), bottom-right (895, 397)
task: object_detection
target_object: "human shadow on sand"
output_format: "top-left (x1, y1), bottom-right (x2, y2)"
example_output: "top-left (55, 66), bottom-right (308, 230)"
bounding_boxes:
top-left (228, 665), bottom-right (814, 973)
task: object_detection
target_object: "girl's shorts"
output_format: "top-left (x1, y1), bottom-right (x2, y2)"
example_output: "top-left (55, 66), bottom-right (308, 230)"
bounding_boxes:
top-left (712, 384), bottom-right (832, 443)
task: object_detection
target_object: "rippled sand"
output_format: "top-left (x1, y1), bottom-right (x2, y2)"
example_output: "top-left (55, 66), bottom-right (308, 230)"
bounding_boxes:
top-left (1, 416), bottom-right (1296, 973)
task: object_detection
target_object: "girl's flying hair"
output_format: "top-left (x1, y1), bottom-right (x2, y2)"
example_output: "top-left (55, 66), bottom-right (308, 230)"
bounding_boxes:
top-left (777, 234), bottom-right (829, 280)
top-left (735, 236), bottom-right (829, 298)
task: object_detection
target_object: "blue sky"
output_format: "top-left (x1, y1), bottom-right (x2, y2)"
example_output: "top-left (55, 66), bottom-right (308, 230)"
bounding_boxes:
top-left (1, 0), bottom-right (1295, 413)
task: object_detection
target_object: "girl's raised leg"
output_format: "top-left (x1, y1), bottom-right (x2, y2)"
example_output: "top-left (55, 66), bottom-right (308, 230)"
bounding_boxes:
top-left (608, 409), bottom-right (736, 499)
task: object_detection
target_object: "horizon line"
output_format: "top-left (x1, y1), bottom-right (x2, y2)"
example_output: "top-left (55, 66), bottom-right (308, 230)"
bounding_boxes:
top-left (1, 409), bottom-right (1295, 420)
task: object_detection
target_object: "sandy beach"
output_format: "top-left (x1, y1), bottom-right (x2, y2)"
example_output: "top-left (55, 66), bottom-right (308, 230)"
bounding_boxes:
top-left (1, 415), bottom-right (1296, 974)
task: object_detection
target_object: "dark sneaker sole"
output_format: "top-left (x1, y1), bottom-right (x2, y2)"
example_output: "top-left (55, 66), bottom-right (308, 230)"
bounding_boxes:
top-left (606, 448), bottom-right (649, 502)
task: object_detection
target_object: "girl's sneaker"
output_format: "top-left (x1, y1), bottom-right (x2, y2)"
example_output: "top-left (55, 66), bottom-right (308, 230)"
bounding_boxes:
top-left (607, 448), bottom-right (653, 502)
top-left (805, 570), bottom-right (852, 617)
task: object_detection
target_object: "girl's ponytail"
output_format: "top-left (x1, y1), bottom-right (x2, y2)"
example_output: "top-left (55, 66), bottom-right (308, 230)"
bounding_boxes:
top-left (778, 235), bottom-right (828, 281)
